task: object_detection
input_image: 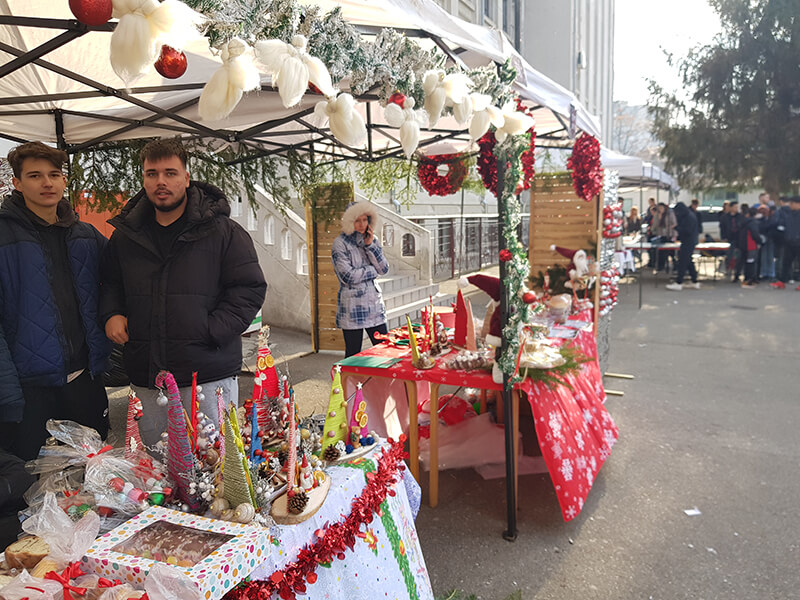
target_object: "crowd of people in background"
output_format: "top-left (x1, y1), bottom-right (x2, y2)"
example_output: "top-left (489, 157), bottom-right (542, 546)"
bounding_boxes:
top-left (624, 192), bottom-right (800, 291)
top-left (719, 194), bottom-right (800, 289)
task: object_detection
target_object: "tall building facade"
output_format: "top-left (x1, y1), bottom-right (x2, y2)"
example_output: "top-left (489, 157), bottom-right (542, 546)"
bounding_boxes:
top-left (433, 0), bottom-right (615, 143)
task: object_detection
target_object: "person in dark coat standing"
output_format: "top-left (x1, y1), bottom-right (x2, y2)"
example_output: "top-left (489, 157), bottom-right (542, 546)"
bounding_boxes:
top-left (101, 139), bottom-right (267, 447)
top-left (740, 207), bottom-right (763, 287)
top-left (770, 196), bottom-right (800, 289)
top-left (666, 202), bottom-right (700, 291)
top-left (0, 142), bottom-right (110, 460)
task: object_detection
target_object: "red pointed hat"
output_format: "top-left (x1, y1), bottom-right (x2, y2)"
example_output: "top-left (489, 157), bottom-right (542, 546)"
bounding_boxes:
top-left (550, 245), bottom-right (577, 260)
top-left (462, 273), bottom-right (501, 302)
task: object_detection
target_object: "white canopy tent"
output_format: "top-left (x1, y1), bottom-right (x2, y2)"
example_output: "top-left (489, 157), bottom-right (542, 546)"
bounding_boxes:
top-left (601, 147), bottom-right (678, 193)
top-left (0, 0), bottom-right (601, 159)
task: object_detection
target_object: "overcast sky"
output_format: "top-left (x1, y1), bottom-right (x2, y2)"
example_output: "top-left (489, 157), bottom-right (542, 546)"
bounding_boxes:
top-left (614, 0), bottom-right (722, 105)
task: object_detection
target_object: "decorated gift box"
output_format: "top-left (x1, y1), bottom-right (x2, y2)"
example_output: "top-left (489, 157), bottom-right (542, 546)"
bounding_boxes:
top-left (82, 505), bottom-right (269, 600)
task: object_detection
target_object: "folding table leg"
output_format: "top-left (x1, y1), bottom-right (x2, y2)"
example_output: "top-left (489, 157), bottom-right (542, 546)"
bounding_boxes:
top-left (403, 380), bottom-right (419, 483)
top-left (429, 383), bottom-right (440, 508)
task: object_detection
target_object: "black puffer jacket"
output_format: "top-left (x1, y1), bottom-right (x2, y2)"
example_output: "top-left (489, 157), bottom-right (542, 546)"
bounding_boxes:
top-left (673, 202), bottom-right (698, 247)
top-left (100, 182), bottom-right (267, 388)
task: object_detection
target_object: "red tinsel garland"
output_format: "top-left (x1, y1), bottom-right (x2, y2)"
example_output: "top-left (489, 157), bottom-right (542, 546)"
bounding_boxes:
top-left (477, 102), bottom-right (536, 197)
top-left (417, 154), bottom-right (468, 196)
top-left (566, 133), bottom-right (603, 202)
top-left (224, 437), bottom-right (409, 600)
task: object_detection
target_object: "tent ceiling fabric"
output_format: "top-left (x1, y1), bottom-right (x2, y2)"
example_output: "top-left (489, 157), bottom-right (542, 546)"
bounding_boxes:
top-left (0, 0), bottom-right (601, 160)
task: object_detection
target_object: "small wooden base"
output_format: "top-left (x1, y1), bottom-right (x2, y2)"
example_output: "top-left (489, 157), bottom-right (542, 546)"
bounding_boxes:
top-left (271, 475), bottom-right (332, 524)
top-left (327, 442), bottom-right (377, 465)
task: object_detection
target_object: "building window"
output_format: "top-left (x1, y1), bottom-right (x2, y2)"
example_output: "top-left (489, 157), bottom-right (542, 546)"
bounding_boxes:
top-left (281, 230), bottom-right (292, 260)
top-left (402, 233), bottom-right (416, 257)
top-left (297, 243), bottom-right (308, 275)
top-left (231, 195), bottom-right (242, 217)
top-left (382, 224), bottom-right (394, 247)
top-left (264, 215), bottom-right (275, 245)
top-left (247, 207), bottom-right (258, 231)
top-left (483, 0), bottom-right (496, 21)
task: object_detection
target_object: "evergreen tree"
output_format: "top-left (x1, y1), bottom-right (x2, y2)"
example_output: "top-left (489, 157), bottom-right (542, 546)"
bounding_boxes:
top-left (649, 0), bottom-right (800, 195)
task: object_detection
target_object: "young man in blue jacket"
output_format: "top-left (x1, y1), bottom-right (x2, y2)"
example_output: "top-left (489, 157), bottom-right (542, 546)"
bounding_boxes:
top-left (0, 142), bottom-right (110, 460)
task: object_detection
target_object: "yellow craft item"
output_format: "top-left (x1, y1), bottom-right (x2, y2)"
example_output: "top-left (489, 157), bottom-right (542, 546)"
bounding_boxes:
top-left (406, 315), bottom-right (420, 362)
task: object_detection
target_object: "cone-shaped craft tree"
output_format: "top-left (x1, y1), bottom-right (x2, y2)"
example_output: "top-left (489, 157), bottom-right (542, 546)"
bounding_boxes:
top-left (321, 366), bottom-right (348, 451)
top-left (223, 408), bottom-right (256, 508)
top-left (155, 370), bottom-right (198, 510)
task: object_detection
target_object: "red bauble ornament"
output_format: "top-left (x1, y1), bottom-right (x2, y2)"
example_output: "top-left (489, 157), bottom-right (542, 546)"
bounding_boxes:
top-left (387, 92), bottom-right (406, 108)
top-left (69, 0), bottom-right (112, 26)
top-left (417, 153), bottom-right (468, 196)
top-left (154, 45), bottom-right (188, 79)
top-left (522, 291), bottom-right (537, 304)
top-left (499, 249), bottom-right (513, 262)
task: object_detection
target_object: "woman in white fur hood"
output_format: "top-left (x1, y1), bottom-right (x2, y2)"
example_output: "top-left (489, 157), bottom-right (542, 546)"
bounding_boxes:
top-left (332, 201), bottom-right (390, 356)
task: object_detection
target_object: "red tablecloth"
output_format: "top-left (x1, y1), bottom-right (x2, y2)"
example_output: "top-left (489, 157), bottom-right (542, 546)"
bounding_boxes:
top-left (338, 310), bottom-right (618, 521)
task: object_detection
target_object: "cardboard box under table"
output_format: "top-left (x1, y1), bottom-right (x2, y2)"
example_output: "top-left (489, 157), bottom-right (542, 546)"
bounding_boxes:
top-left (82, 506), bottom-right (268, 600)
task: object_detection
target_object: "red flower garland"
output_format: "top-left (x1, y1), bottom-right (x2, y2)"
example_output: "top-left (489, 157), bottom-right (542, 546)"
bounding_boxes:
top-left (224, 437), bottom-right (409, 600)
top-left (477, 102), bottom-right (536, 197)
top-left (499, 249), bottom-right (513, 262)
top-left (566, 133), bottom-right (603, 202)
top-left (417, 153), bottom-right (468, 196)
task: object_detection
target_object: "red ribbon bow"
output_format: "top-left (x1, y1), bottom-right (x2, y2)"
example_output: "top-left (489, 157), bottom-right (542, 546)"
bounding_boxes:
top-left (86, 444), bottom-right (113, 459)
top-left (98, 577), bottom-right (123, 588)
top-left (44, 562), bottom-right (87, 600)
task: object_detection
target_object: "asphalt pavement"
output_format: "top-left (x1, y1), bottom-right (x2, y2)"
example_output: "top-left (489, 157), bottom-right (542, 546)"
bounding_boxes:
top-left (108, 272), bottom-right (800, 599)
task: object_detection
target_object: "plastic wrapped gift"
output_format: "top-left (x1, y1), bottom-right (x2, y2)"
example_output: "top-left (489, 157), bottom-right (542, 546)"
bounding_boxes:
top-left (83, 506), bottom-right (268, 600)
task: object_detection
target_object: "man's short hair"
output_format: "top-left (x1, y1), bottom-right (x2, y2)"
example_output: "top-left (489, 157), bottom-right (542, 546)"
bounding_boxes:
top-left (729, 200), bottom-right (738, 206)
top-left (7, 142), bottom-right (67, 178)
top-left (140, 139), bottom-right (188, 168)
top-left (691, 198), bottom-right (699, 206)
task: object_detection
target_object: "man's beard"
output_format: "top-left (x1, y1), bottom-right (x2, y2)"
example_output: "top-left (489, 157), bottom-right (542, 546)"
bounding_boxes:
top-left (153, 192), bottom-right (186, 213)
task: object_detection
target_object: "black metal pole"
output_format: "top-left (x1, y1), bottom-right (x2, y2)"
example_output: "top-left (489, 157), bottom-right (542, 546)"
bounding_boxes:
top-left (497, 148), bottom-right (518, 541)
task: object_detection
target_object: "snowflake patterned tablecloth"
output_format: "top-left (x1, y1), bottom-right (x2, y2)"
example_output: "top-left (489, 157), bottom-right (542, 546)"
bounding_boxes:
top-left (339, 310), bottom-right (619, 522)
top-left (249, 456), bottom-right (433, 600)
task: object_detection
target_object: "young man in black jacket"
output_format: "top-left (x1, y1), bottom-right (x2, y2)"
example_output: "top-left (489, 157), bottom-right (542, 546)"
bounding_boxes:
top-left (0, 142), bottom-right (110, 460)
top-left (666, 202), bottom-right (700, 291)
top-left (100, 139), bottom-right (267, 447)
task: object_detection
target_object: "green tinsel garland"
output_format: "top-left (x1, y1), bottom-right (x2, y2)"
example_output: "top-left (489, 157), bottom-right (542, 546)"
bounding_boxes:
top-left (519, 343), bottom-right (592, 391)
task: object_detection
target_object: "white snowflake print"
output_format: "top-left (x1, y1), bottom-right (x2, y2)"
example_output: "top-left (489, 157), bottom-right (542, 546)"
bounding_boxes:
top-left (576, 456), bottom-right (587, 471)
top-left (595, 382), bottom-right (604, 396)
top-left (552, 441), bottom-right (563, 459)
top-left (575, 431), bottom-right (585, 450)
top-left (549, 411), bottom-right (563, 439)
top-left (578, 497), bottom-right (584, 509)
top-left (560, 458), bottom-right (573, 481)
top-left (590, 456), bottom-right (597, 471)
top-left (585, 469), bottom-right (594, 486)
top-left (583, 409), bottom-right (593, 424)
top-left (604, 428), bottom-right (616, 448)
top-left (565, 505), bottom-right (577, 519)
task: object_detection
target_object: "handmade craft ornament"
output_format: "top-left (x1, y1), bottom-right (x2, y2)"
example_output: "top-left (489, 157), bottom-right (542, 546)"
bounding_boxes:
top-left (69, 0), bottom-right (112, 26)
top-left (153, 44), bottom-right (187, 79)
top-left (124, 390), bottom-right (144, 458)
top-left (422, 69), bottom-right (473, 127)
top-left (154, 371), bottom-right (198, 510)
top-left (109, 0), bottom-right (204, 85)
top-left (494, 101), bottom-right (535, 143)
top-left (249, 401), bottom-right (264, 466)
top-left (314, 93), bottom-right (367, 147)
top-left (453, 288), bottom-right (468, 347)
top-left (406, 315), bottom-right (420, 362)
top-left (198, 37), bottom-right (261, 122)
top-left (222, 409), bottom-right (256, 508)
top-left (321, 365), bottom-right (348, 450)
top-left (384, 96), bottom-right (428, 159)
top-left (285, 389), bottom-right (297, 494)
top-left (254, 34), bottom-right (335, 108)
top-left (349, 383), bottom-right (369, 446)
top-left (468, 93), bottom-right (503, 142)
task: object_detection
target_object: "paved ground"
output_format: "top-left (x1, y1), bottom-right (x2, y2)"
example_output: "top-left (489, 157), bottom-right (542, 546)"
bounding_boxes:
top-left (109, 272), bottom-right (800, 600)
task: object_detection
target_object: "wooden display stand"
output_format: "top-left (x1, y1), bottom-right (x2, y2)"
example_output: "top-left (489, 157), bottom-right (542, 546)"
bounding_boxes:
top-left (305, 183), bottom-right (355, 352)
top-left (527, 173), bottom-right (603, 328)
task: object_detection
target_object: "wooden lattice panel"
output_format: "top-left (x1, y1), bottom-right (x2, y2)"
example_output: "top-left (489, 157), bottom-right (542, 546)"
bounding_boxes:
top-left (528, 175), bottom-right (599, 279)
top-left (305, 183), bottom-right (354, 352)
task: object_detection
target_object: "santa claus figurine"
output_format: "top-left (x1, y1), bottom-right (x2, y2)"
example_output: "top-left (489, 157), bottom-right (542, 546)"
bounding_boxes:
top-left (550, 245), bottom-right (597, 289)
top-left (458, 273), bottom-right (505, 384)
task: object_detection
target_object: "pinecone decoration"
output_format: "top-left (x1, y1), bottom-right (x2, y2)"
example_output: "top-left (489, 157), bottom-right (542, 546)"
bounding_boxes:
top-left (323, 445), bottom-right (340, 462)
top-left (277, 449), bottom-right (288, 465)
top-left (288, 490), bottom-right (309, 514)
